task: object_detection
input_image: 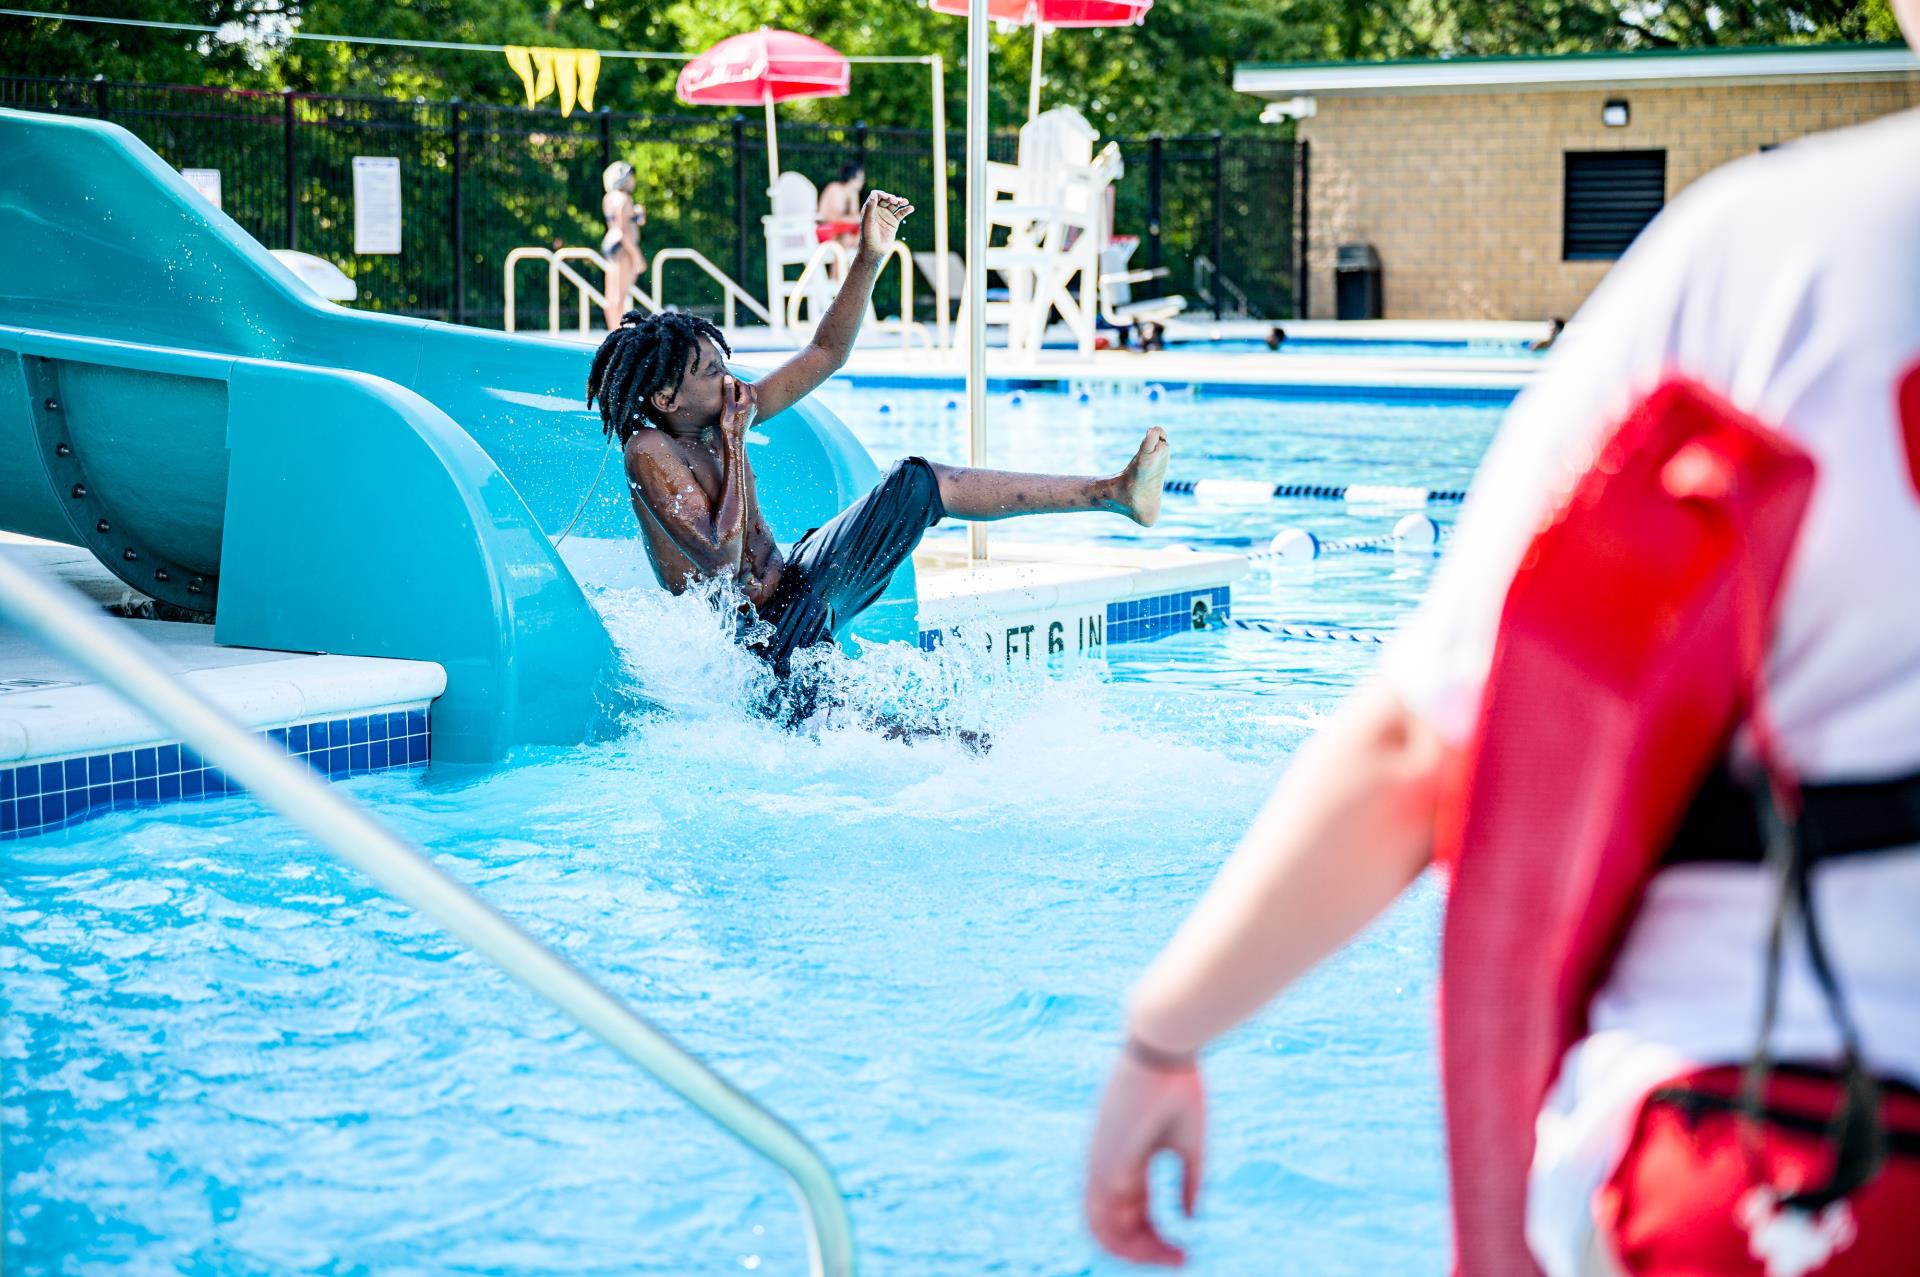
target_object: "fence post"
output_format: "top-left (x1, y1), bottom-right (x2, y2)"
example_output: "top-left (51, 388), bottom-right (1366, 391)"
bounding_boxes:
top-left (451, 100), bottom-right (466, 326)
top-left (733, 114), bottom-right (748, 289)
top-left (1294, 139), bottom-right (1310, 319)
top-left (283, 89), bottom-right (297, 251)
top-left (598, 107), bottom-right (613, 184)
top-left (1211, 131), bottom-right (1226, 317)
top-left (854, 119), bottom-right (869, 174)
top-left (90, 73), bottom-right (107, 119)
top-left (1147, 134), bottom-right (1163, 288)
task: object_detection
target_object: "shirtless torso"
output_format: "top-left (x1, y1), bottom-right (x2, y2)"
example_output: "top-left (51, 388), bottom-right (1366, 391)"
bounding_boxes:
top-left (623, 411), bottom-right (785, 610)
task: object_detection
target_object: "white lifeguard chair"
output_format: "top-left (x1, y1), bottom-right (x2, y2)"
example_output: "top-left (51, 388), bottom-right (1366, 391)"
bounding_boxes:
top-left (959, 107), bottom-right (1117, 357)
top-left (763, 171), bottom-right (839, 331)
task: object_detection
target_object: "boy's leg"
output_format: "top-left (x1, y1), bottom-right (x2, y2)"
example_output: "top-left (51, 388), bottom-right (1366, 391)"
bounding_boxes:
top-left (930, 426), bottom-right (1169, 527)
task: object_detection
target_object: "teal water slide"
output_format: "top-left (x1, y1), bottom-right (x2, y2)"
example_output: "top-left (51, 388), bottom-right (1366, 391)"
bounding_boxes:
top-left (0, 108), bottom-right (915, 762)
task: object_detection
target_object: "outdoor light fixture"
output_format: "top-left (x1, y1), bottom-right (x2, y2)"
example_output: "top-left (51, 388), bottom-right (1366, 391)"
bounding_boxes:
top-left (1602, 99), bottom-right (1630, 127)
top-left (1260, 95), bottom-right (1317, 123)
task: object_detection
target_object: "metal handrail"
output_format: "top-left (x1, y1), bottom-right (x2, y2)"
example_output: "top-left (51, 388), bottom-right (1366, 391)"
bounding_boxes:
top-left (503, 246), bottom-right (660, 335)
top-left (785, 242), bottom-right (929, 350)
top-left (0, 547), bottom-right (857, 1277)
top-left (650, 248), bottom-right (776, 330)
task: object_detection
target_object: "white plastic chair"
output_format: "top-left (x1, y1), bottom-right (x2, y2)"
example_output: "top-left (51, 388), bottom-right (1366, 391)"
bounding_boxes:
top-left (762, 171), bottom-right (837, 330)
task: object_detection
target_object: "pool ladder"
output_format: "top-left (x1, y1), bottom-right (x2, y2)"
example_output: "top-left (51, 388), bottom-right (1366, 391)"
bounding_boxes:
top-left (0, 546), bottom-right (857, 1276)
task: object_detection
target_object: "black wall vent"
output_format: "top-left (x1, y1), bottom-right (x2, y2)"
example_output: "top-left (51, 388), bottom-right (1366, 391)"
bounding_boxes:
top-left (1563, 150), bottom-right (1666, 261)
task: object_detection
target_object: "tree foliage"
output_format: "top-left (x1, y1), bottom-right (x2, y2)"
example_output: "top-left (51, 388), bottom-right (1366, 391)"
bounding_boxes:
top-left (3, 0), bottom-right (1905, 135)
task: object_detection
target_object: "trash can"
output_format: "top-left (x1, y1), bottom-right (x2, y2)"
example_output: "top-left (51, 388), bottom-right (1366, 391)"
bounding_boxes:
top-left (1334, 243), bottom-right (1383, 320)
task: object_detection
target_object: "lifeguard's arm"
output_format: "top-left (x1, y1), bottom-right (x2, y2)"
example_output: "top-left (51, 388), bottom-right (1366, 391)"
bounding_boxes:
top-left (1085, 682), bottom-right (1444, 1265)
top-left (753, 191), bottom-right (915, 421)
top-left (1129, 681), bottom-right (1445, 1053)
top-left (621, 381), bottom-right (755, 577)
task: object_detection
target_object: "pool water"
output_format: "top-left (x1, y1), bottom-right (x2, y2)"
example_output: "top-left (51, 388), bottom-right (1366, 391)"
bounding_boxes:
top-left (1169, 337), bottom-right (1540, 359)
top-left (2, 385), bottom-right (1509, 1274)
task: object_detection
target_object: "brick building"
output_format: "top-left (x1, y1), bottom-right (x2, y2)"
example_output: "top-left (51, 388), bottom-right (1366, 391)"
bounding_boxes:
top-left (1234, 45), bottom-right (1920, 321)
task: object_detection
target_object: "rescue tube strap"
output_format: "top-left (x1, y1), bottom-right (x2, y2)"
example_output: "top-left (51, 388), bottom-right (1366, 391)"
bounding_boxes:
top-left (1665, 763), bottom-right (1920, 864)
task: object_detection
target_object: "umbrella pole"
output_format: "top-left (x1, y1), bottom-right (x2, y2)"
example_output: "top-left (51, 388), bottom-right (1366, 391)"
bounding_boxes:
top-left (966, 0), bottom-right (989, 562)
top-left (764, 93), bottom-right (781, 195)
top-left (1028, 23), bottom-right (1044, 122)
top-left (930, 55), bottom-right (950, 352)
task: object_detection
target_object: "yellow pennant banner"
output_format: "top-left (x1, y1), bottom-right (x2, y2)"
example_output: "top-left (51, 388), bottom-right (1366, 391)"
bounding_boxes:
top-left (504, 46), bottom-right (601, 116)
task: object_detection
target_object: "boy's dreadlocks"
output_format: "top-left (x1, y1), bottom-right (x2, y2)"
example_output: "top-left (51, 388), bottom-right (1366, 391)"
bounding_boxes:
top-left (585, 310), bottom-right (732, 445)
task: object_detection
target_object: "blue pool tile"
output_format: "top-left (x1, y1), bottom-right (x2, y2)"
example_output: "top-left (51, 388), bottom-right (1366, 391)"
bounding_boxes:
top-left (349, 717), bottom-right (369, 745)
top-left (406, 709), bottom-right (426, 737)
top-left (158, 744), bottom-right (181, 775)
top-left (134, 747), bottom-right (157, 778)
top-left (158, 772), bottom-right (181, 802)
top-left (41, 791), bottom-right (64, 824)
top-left (87, 784), bottom-right (110, 813)
top-left (308, 721), bottom-right (328, 750)
top-left (65, 758), bottom-right (88, 790)
top-left (40, 761), bottom-right (62, 794)
top-left (386, 711), bottom-right (407, 739)
top-left (0, 798), bottom-right (14, 835)
top-left (109, 751), bottom-right (133, 782)
top-left (370, 740), bottom-right (389, 770)
top-left (1, 769), bottom-right (13, 802)
top-left (112, 779), bottom-right (135, 809)
top-left (287, 723), bottom-right (308, 753)
top-left (181, 770), bottom-right (204, 799)
top-left (407, 733), bottom-right (428, 765)
top-left (327, 745), bottom-right (349, 776)
top-left (349, 744), bottom-right (368, 773)
top-left (179, 745), bottom-right (201, 773)
top-left (18, 796), bottom-right (39, 828)
top-left (206, 768), bottom-right (229, 795)
top-left (17, 766), bottom-right (38, 798)
top-left (266, 727), bottom-right (287, 749)
top-left (135, 778), bottom-right (158, 804)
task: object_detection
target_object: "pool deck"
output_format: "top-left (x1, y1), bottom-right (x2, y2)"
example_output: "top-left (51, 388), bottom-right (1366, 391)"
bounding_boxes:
top-left (1, 534), bottom-right (442, 840)
top-left (914, 538), bottom-right (1247, 662)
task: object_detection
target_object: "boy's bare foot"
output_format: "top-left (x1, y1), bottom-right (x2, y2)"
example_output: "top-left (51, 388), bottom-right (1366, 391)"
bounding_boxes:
top-left (1115, 427), bottom-right (1171, 526)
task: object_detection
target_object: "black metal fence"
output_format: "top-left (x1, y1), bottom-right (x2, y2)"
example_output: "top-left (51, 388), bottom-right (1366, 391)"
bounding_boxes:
top-left (1, 74), bottom-right (1301, 328)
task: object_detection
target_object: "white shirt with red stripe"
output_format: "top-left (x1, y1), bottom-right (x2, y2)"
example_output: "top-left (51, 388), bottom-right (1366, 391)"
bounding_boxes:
top-left (1381, 107), bottom-right (1920, 1277)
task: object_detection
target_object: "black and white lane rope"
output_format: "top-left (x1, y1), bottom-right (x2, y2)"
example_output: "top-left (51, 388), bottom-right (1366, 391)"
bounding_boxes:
top-left (1162, 478), bottom-right (1468, 504)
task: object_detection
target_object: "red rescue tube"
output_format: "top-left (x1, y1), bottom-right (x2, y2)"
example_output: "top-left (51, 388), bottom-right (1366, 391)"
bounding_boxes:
top-left (1433, 379), bottom-right (1816, 1275)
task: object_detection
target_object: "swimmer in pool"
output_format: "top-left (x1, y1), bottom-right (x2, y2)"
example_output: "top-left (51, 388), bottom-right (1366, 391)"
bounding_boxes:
top-left (586, 190), bottom-right (1170, 692)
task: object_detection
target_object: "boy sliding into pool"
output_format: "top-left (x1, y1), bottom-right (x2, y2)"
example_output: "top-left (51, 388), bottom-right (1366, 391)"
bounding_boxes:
top-left (586, 188), bottom-right (1170, 685)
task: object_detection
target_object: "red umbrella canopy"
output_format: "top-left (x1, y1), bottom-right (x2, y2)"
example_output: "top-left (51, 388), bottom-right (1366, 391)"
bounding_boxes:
top-left (676, 28), bottom-right (851, 105)
top-left (925, 0), bottom-right (1152, 27)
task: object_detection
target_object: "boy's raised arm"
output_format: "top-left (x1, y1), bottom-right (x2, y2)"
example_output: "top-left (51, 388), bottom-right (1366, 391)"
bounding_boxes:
top-left (753, 190), bottom-right (914, 421)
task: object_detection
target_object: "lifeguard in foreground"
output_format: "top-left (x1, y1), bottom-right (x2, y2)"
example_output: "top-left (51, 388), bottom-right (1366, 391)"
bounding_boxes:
top-left (1083, 12), bottom-right (1920, 1270)
top-left (586, 190), bottom-right (1169, 682)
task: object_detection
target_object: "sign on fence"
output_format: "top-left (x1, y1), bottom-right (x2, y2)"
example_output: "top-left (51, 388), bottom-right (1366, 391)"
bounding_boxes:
top-left (179, 167), bottom-right (222, 209)
top-left (352, 156), bottom-right (403, 255)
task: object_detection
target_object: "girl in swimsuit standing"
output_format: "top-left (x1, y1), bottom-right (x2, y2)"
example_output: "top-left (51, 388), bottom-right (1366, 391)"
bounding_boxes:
top-left (600, 161), bottom-right (645, 332)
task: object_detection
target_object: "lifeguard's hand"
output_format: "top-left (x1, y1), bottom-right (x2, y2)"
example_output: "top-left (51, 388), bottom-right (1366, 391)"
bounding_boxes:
top-left (719, 375), bottom-right (757, 442)
top-left (1085, 1050), bottom-right (1206, 1267)
top-left (860, 190), bottom-right (914, 255)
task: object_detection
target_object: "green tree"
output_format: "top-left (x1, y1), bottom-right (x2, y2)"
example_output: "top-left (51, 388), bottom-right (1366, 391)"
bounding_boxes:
top-left (2, 0), bottom-right (1905, 134)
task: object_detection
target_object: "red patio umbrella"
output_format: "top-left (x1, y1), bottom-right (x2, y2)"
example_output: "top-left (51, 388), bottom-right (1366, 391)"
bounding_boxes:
top-left (676, 28), bottom-right (852, 192)
top-left (927, 0), bottom-right (1152, 119)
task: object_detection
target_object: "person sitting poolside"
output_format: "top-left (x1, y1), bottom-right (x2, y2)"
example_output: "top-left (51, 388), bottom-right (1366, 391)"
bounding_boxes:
top-left (585, 190), bottom-right (1171, 697)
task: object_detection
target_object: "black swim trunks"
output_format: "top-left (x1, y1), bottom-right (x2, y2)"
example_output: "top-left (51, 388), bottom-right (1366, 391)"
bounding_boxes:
top-left (748, 456), bottom-right (945, 677)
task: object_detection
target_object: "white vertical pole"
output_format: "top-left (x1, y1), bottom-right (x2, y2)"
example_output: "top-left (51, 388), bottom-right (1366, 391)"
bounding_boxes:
top-left (930, 55), bottom-right (951, 352)
top-left (764, 93), bottom-right (781, 194)
top-left (966, 0), bottom-right (989, 561)
top-left (1027, 23), bottom-right (1044, 122)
